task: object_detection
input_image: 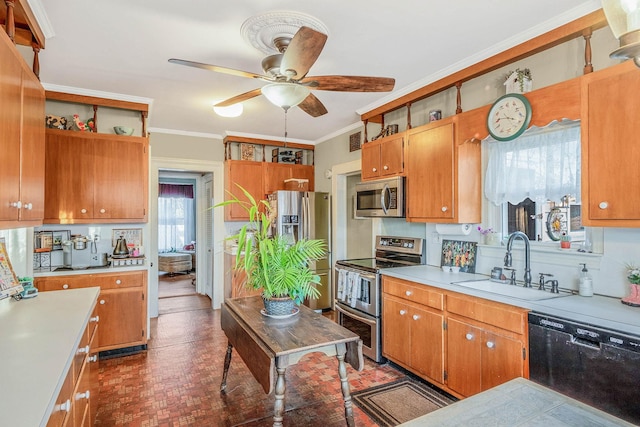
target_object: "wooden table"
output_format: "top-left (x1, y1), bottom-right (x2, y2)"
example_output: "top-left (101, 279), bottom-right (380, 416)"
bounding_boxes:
top-left (220, 296), bottom-right (364, 427)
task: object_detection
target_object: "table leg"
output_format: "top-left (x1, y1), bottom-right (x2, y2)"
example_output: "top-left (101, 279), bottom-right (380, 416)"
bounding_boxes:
top-left (336, 343), bottom-right (355, 427)
top-left (220, 342), bottom-right (233, 393)
top-left (273, 357), bottom-right (288, 427)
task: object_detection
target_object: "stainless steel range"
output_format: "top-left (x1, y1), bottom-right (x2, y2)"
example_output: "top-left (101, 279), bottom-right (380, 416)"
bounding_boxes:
top-left (335, 235), bottom-right (425, 362)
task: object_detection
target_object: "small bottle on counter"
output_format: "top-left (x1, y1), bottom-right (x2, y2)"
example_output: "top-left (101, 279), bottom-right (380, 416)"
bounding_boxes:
top-left (579, 263), bottom-right (593, 297)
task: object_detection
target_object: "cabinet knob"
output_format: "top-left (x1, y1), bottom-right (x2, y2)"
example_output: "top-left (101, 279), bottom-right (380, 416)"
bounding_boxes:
top-left (81, 208), bottom-right (87, 214)
top-left (75, 390), bottom-right (90, 401)
top-left (383, 165), bottom-right (389, 170)
top-left (90, 315), bottom-right (100, 323)
top-left (77, 345), bottom-right (90, 355)
top-left (372, 167), bottom-right (377, 172)
top-left (412, 314), bottom-right (420, 321)
top-left (62, 284), bottom-right (69, 289)
top-left (399, 309), bottom-right (407, 315)
top-left (405, 290), bottom-right (412, 296)
top-left (58, 399), bottom-right (71, 413)
top-left (11, 201), bottom-right (22, 209)
top-left (486, 341), bottom-right (495, 349)
top-left (598, 201), bottom-right (608, 210)
top-left (100, 299), bottom-right (106, 305)
top-left (23, 202), bottom-right (33, 210)
top-left (88, 355), bottom-right (98, 363)
top-left (441, 206), bottom-right (448, 212)
top-left (115, 279), bottom-right (122, 285)
top-left (465, 333), bottom-right (474, 340)
top-left (100, 208), bottom-right (106, 214)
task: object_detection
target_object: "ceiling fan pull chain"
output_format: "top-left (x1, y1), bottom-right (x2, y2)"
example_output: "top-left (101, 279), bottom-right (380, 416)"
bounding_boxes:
top-left (284, 109), bottom-right (288, 148)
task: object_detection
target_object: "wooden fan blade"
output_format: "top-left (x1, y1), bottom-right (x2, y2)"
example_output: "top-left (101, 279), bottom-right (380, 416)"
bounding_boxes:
top-left (297, 93), bottom-right (328, 117)
top-left (301, 75), bottom-right (395, 92)
top-left (168, 58), bottom-right (269, 80)
top-left (215, 88), bottom-right (263, 107)
top-left (280, 27), bottom-right (328, 80)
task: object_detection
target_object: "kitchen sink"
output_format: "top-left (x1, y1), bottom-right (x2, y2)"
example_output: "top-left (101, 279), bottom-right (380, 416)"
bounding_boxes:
top-left (452, 279), bottom-right (571, 301)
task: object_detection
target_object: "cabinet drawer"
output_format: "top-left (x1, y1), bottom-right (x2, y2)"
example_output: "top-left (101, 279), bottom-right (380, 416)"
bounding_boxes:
top-left (447, 293), bottom-right (526, 334)
top-left (35, 276), bottom-right (93, 291)
top-left (383, 277), bottom-right (444, 310)
top-left (91, 271), bottom-right (144, 289)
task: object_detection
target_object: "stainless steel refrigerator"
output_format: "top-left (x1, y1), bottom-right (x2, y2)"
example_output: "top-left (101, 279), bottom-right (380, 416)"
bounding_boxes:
top-left (267, 191), bottom-right (331, 310)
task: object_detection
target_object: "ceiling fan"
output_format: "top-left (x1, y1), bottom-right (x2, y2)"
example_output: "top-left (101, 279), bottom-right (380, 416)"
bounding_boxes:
top-left (168, 26), bottom-right (395, 117)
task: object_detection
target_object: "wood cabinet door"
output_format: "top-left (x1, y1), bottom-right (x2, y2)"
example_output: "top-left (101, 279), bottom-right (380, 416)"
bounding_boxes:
top-left (97, 289), bottom-right (145, 350)
top-left (407, 122), bottom-right (455, 221)
top-left (446, 317), bottom-right (482, 397)
top-left (289, 164), bottom-right (315, 190)
top-left (0, 41), bottom-right (22, 221)
top-left (93, 136), bottom-right (147, 220)
top-left (382, 296), bottom-right (411, 365)
top-left (19, 70), bottom-right (45, 222)
top-left (361, 141), bottom-right (381, 180)
top-left (410, 305), bottom-right (444, 383)
top-left (480, 330), bottom-right (524, 391)
top-left (264, 163), bottom-right (293, 195)
top-left (225, 161), bottom-right (264, 221)
top-left (44, 131), bottom-right (95, 221)
top-left (583, 63), bottom-right (640, 224)
top-left (379, 135), bottom-right (404, 177)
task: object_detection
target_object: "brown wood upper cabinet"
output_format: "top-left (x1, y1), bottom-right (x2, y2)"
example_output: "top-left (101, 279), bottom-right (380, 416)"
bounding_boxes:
top-left (405, 114), bottom-right (481, 224)
top-left (0, 30), bottom-right (45, 229)
top-left (44, 129), bottom-right (149, 223)
top-left (581, 61), bottom-right (640, 226)
top-left (361, 134), bottom-right (405, 181)
top-left (224, 160), bottom-right (314, 221)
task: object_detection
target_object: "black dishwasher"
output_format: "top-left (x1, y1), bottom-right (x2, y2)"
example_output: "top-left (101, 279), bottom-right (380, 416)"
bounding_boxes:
top-left (529, 312), bottom-right (640, 425)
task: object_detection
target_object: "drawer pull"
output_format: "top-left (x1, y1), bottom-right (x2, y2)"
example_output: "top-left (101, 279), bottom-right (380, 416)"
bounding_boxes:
top-left (486, 341), bottom-right (495, 349)
top-left (77, 345), bottom-right (90, 355)
top-left (76, 390), bottom-right (90, 401)
top-left (405, 290), bottom-right (412, 296)
top-left (62, 284), bottom-right (69, 289)
top-left (399, 309), bottom-right (407, 316)
top-left (372, 167), bottom-right (377, 172)
top-left (100, 208), bottom-right (106, 214)
top-left (412, 314), bottom-right (420, 321)
top-left (441, 206), bottom-right (448, 212)
top-left (100, 299), bottom-right (106, 305)
top-left (115, 279), bottom-right (122, 285)
top-left (88, 355), bottom-right (98, 363)
top-left (58, 399), bottom-right (71, 413)
top-left (598, 201), bottom-right (608, 210)
top-left (465, 333), bottom-right (474, 340)
top-left (24, 202), bottom-right (33, 210)
top-left (383, 165), bottom-right (389, 170)
top-left (11, 201), bottom-right (22, 209)
top-left (80, 208), bottom-right (87, 214)
top-left (90, 315), bottom-right (100, 323)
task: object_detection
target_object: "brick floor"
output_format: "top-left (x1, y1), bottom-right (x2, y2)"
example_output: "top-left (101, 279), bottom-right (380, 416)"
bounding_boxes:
top-left (95, 297), bottom-right (405, 426)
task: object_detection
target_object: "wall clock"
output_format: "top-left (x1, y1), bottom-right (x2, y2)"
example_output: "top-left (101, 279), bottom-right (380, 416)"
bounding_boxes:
top-left (486, 93), bottom-right (532, 141)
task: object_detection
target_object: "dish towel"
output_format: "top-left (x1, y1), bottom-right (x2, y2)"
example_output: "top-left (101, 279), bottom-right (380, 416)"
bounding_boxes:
top-left (337, 269), bottom-right (348, 301)
top-left (349, 272), bottom-right (361, 308)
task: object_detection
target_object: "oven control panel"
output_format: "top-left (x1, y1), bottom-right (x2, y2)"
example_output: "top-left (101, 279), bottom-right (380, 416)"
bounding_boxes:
top-left (377, 236), bottom-right (423, 255)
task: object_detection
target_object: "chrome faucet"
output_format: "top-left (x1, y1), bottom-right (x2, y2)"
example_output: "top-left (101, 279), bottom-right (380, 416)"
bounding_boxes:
top-left (504, 231), bottom-right (532, 288)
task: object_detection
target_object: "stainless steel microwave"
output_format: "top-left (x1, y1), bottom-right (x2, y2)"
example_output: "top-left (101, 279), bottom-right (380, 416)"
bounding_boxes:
top-left (355, 177), bottom-right (405, 218)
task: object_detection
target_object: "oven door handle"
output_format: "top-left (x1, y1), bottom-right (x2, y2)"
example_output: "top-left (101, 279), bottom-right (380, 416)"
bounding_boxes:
top-left (336, 267), bottom-right (377, 282)
top-left (336, 304), bottom-right (377, 325)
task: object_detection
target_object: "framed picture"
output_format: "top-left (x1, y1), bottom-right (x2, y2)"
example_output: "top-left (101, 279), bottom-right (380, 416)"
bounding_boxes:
top-left (52, 230), bottom-right (70, 250)
top-left (440, 239), bottom-right (478, 273)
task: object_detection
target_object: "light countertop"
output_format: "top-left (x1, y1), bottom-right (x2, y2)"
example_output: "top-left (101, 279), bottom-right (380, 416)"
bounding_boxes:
top-left (398, 377), bottom-right (634, 426)
top-left (33, 264), bottom-right (147, 277)
top-left (0, 288), bottom-right (99, 427)
top-left (383, 265), bottom-right (640, 336)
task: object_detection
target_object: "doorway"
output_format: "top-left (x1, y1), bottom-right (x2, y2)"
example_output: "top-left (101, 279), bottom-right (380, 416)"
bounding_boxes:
top-left (149, 157), bottom-right (225, 319)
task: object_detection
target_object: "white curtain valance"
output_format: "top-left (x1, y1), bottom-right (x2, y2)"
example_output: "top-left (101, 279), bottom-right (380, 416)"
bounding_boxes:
top-left (484, 120), bottom-right (581, 206)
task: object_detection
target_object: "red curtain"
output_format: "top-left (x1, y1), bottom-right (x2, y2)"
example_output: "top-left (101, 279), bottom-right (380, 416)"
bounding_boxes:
top-left (159, 183), bottom-right (194, 199)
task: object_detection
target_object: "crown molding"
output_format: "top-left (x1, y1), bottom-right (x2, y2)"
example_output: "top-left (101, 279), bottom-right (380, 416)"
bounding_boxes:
top-left (42, 83), bottom-right (154, 106)
top-left (26, 0), bottom-right (55, 39)
top-left (314, 121), bottom-right (363, 145)
top-left (148, 127), bottom-right (223, 140)
top-left (225, 130), bottom-right (315, 146)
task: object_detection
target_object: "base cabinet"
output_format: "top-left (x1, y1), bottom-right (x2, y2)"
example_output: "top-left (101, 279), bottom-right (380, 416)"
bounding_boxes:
top-left (382, 276), bottom-right (528, 399)
top-left (35, 270), bottom-right (147, 352)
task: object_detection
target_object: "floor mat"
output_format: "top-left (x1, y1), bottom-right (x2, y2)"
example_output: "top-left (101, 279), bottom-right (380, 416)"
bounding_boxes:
top-left (352, 377), bottom-right (456, 427)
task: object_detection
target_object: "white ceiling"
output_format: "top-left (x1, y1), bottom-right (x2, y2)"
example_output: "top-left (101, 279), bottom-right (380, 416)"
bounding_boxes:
top-left (36, 0), bottom-right (601, 144)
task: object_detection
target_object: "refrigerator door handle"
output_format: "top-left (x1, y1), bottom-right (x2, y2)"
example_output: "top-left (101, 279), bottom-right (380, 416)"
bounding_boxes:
top-left (302, 193), bottom-right (311, 240)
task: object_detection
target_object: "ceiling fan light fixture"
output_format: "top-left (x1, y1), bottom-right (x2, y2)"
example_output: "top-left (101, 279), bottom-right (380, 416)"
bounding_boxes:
top-left (603, 0), bottom-right (640, 66)
top-left (261, 83), bottom-right (310, 110)
top-left (213, 103), bottom-right (243, 117)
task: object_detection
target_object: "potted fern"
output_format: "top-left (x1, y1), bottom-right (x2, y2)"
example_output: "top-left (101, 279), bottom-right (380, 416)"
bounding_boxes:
top-left (216, 186), bottom-right (325, 316)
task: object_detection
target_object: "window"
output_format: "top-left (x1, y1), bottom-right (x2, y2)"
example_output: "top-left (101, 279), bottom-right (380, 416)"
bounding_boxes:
top-left (158, 182), bottom-right (196, 252)
top-left (484, 120), bottom-right (582, 244)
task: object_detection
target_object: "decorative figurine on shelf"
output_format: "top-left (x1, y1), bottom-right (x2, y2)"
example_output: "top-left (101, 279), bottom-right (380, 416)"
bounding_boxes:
top-left (622, 264), bottom-right (640, 307)
top-left (72, 114), bottom-right (88, 131)
top-left (85, 117), bottom-right (96, 132)
top-left (45, 114), bottom-right (69, 130)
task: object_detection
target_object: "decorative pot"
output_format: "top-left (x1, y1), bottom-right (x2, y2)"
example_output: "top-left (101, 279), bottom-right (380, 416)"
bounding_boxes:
top-left (262, 296), bottom-right (295, 316)
top-left (622, 283), bottom-right (640, 307)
